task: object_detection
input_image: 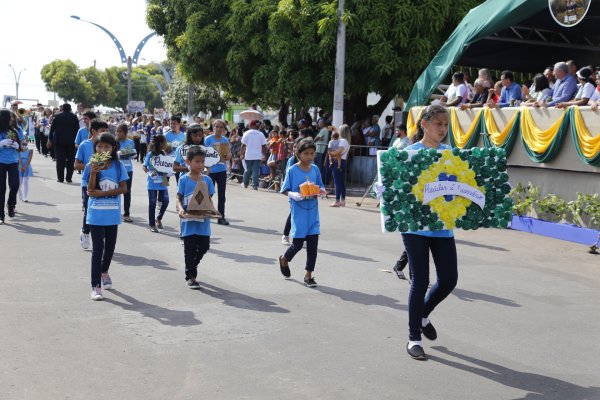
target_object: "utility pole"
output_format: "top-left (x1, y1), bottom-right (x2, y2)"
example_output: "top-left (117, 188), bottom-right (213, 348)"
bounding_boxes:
top-left (127, 56), bottom-right (133, 108)
top-left (332, 0), bottom-right (346, 127)
top-left (8, 64), bottom-right (25, 100)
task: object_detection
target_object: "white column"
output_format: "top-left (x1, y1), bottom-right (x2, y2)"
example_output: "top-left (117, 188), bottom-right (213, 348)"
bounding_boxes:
top-left (332, 0), bottom-right (346, 127)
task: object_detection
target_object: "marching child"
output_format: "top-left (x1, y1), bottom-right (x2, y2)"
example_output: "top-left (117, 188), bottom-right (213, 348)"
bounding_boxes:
top-left (18, 141), bottom-right (33, 202)
top-left (278, 138), bottom-right (324, 287)
top-left (143, 135), bottom-right (170, 232)
top-left (75, 119), bottom-right (109, 249)
top-left (116, 124), bottom-right (136, 222)
top-left (177, 146), bottom-right (215, 289)
top-left (84, 133), bottom-right (128, 301)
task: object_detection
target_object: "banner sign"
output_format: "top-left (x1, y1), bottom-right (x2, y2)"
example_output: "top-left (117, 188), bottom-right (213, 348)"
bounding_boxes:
top-left (549, 0), bottom-right (591, 27)
top-left (150, 154), bottom-right (175, 173)
top-left (377, 147), bottom-right (513, 233)
top-left (177, 145), bottom-right (221, 168)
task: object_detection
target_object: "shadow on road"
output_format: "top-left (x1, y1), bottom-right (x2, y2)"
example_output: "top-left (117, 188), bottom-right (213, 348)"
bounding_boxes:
top-left (23, 201), bottom-right (56, 207)
top-left (452, 288), bottom-right (521, 307)
top-left (104, 289), bottom-right (201, 326)
top-left (210, 248), bottom-right (275, 265)
top-left (5, 222), bottom-right (62, 236)
top-left (455, 239), bottom-right (508, 252)
top-left (319, 248), bottom-right (378, 262)
top-left (199, 282), bottom-right (289, 313)
top-left (112, 252), bottom-right (176, 271)
top-left (290, 280), bottom-right (406, 311)
top-left (14, 213), bottom-right (60, 223)
top-left (429, 346), bottom-right (600, 400)
top-left (226, 224), bottom-right (280, 236)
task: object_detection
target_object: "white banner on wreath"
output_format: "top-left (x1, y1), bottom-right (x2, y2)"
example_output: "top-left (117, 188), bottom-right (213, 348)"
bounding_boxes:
top-left (423, 181), bottom-right (485, 209)
top-left (178, 145), bottom-right (220, 168)
top-left (150, 154), bottom-right (175, 173)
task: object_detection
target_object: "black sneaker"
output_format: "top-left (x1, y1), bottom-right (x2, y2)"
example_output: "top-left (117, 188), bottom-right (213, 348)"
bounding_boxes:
top-left (406, 343), bottom-right (427, 360)
top-left (8, 208), bottom-right (15, 218)
top-left (217, 218), bottom-right (230, 226)
top-left (304, 277), bottom-right (317, 287)
top-left (279, 256), bottom-right (291, 278)
top-left (186, 279), bottom-right (201, 289)
top-left (421, 321), bottom-right (437, 341)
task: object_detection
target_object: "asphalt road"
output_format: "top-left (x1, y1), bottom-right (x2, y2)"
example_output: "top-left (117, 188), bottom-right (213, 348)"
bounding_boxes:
top-left (1, 149), bottom-right (598, 400)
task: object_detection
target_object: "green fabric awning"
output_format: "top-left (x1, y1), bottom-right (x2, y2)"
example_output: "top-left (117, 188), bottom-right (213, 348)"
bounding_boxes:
top-left (405, 0), bottom-right (548, 109)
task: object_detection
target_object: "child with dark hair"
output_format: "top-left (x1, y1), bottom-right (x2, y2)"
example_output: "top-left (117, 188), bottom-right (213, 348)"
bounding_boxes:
top-left (75, 118), bottom-right (109, 249)
top-left (143, 135), bottom-right (170, 232)
top-left (18, 140), bottom-right (33, 202)
top-left (116, 123), bottom-right (136, 222)
top-left (278, 138), bottom-right (324, 287)
top-left (176, 146), bottom-right (215, 289)
top-left (83, 133), bottom-right (129, 300)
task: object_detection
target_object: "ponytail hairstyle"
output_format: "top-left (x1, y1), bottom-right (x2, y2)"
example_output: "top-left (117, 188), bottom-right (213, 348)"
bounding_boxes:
top-left (150, 134), bottom-right (167, 156)
top-left (415, 104), bottom-right (448, 141)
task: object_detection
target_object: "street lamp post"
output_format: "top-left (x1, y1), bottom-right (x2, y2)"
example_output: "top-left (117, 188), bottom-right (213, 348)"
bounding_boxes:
top-left (8, 64), bottom-right (25, 100)
top-left (70, 15), bottom-right (156, 110)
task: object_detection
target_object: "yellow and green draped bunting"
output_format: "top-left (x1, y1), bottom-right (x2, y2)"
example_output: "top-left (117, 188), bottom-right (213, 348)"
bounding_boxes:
top-left (569, 106), bottom-right (600, 166)
top-left (481, 108), bottom-right (520, 157)
top-left (520, 107), bottom-right (569, 163)
top-left (407, 107), bottom-right (425, 138)
top-left (448, 108), bottom-right (482, 149)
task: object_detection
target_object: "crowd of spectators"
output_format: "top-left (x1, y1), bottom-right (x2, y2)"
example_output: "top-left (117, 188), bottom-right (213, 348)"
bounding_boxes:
top-left (437, 60), bottom-right (600, 111)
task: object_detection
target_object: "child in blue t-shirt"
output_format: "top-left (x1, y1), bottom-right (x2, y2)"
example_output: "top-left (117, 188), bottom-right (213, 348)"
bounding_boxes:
top-left (116, 123), bottom-right (136, 222)
top-left (176, 146), bottom-right (215, 289)
top-left (279, 138), bottom-right (324, 287)
top-left (83, 133), bottom-right (129, 301)
top-left (143, 135), bottom-right (170, 232)
top-left (18, 141), bottom-right (33, 202)
top-left (75, 119), bottom-right (109, 250)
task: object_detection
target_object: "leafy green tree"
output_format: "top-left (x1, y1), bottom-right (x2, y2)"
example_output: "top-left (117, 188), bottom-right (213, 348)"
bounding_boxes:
top-left (147, 0), bottom-right (481, 121)
top-left (40, 60), bottom-right (93, 106)
top-left (163, 72), bottom-right (233, 117)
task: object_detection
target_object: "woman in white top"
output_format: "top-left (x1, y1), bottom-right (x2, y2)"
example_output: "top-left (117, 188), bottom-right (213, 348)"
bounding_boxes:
top-left (328, 124), bottom-right (351, 207)
top-left (557, 67), bottom-right (596, 108)
top-left (523, 74), bottom-right (553, 107)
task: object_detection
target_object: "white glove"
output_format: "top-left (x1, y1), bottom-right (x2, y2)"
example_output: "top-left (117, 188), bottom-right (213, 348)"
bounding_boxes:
top-left (374, 182), bottom-right (386, 199)
top-left (288, 191), bottom-right (304, 201)
top-left (0, 139), bottom-right (12, 147)
top-left (147, 171), bottom-right (157, 178)
top-left (10, 141), bottom-right (20, 149)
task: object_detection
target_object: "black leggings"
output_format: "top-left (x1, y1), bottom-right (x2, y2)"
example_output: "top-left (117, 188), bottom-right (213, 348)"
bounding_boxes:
top-left (209, 170), bottom-right (227, 217)
top-left (90, 225), bottom-right (118, 287)
top-left (0, 162), bottom-right (19, 219)
top-left (283, 212), bottom-right (291, 236)
top-left (284, 234), bottom-right (319, 271)
top-left (123, 171), bottom-right (133, 216)
top-left (183, 235), bottom-right (210, 280)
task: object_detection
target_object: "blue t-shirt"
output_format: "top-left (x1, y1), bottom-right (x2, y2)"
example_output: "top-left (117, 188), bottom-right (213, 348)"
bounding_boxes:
top-left (19, 148), bottom-right (33, 177)
top-left (143, 152), bottom-right (169, 191)
top-left (83, 161), bottom-right (129, 226)
top-left (177, 174), bottom-right (215, 237)
top-left (118, 139), bottom-right (136, 173)
top-left (75, 127), bottom-right (89, 146)
top-left (165, 131), bottom-right (186, 156)
top-left (285, 155), bottom-right (297, 174)
top-left (0, 129), bottom-right (24, 165)
top-left (75, 139), bottom-right (96, 187)
top-left (204, 135), bottom-right (229, 173)
top-left (403, 141), bottom-right (453, 238)
top-left (280, 164), bottom-right (323, 238)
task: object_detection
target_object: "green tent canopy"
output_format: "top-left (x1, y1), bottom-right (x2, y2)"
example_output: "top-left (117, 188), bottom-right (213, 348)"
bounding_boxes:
top-left (406, 0), bottom-right (600, 109)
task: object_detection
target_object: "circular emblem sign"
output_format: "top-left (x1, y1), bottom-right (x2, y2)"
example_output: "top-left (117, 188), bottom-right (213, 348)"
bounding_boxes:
top-left (549, 0), bottom-right (591, 27)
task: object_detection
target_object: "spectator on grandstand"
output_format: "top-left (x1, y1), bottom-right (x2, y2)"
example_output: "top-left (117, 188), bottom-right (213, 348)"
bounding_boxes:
top-left (478, 68), bottom-right (494, 90)
top-left (556, 67), bottom-right (596, 108)
top-left (544, 67), bottom-right (556, 89)
top-left (460, 79), bottom-right (489, 110)
top-left (566, 60), bottom-right (577, 77)
top-left (492, 70), bottom-right (522, 108)
top-left (440, 72), bottom-right (469, 107)
top-left (523, 74), bottom-right (552, 107)
top-left (486, 81), bottom-right (503, 106)
top-left (536, 62), bottom-right (578, 107)
top-left (391, 124), bottom-right (409, 150)
top-left (463, 71), bottom-right (474, 99)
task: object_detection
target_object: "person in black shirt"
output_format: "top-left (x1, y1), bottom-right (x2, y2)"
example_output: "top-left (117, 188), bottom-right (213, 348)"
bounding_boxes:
top-left (48, 103), bottom-right (80, 183)
top-left (459, 79), bottom-right (489, 110)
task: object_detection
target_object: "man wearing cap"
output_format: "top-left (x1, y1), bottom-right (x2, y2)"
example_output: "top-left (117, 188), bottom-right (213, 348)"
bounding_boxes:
top-left (48, 103), bottom-right (79, 183)
top-left (240, 120), bottom-right (268, 190)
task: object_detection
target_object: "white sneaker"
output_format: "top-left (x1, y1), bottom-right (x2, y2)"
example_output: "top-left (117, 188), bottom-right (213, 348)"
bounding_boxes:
top-left (90, 286), bottom-right (103, 301)
top-left (101, 272), bottom-right (112, 290)
top-left (281, 235), bottom-right (290, 245)
top-left (80, 231), bottom-right (90, 250)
